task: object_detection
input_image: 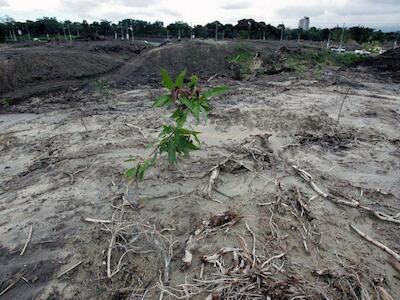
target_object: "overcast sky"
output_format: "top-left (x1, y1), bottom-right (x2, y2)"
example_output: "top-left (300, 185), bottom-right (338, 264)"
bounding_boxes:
top-left (1, 0), bottom-right (399, 31)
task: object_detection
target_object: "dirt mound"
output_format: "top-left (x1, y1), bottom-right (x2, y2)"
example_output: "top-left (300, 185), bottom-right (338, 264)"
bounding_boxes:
top-left (107, 40), bottom-right (324, 87)
top-left (0, 41), bottom-right (151, 99)
top-left (0, 48), bottom-right (122, 97)
top-left (352, 48), bottom-right (400, 82)
top-left (107, 40), bottom-right (238, 87)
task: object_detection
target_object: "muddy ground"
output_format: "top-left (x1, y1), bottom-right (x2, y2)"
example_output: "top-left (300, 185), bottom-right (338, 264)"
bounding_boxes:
top-left (0, 40), bottom-right (399, 299)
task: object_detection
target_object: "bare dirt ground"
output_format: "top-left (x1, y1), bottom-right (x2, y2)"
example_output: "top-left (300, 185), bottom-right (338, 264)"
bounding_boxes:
top-left (0, 40), bottom-right (149, 100)
top-left (0, 40), bottom-right (399, 299)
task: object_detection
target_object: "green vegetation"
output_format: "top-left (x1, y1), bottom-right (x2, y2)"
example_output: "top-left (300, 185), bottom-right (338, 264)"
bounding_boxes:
top-left (126, 69), bottom-right (229, 181)
top-left (229, 45), bottom-right (252, 64)
top-left (361, 41), bottom-right (382, 53)
top-left (228, 44), bottom-right (254, 79)
top-left (0, 99), bottom-right (11, 107)
top-left (94, 80), bottom-right (112, 96)
top-left (314, 51), bottom-right (365, 66)
top-left (285, 50), bottom-right (366, 74)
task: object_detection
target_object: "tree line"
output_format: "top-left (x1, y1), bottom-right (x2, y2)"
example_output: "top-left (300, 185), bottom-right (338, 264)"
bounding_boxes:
top-left (0, 16), bottom-right (398, 44)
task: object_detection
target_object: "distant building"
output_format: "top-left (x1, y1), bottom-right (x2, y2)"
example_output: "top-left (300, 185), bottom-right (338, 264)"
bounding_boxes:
top-left (298, 17), bottom-right (310, 31)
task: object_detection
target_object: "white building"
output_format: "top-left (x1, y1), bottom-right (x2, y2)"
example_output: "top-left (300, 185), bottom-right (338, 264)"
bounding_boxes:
top-left (298, 17), bottom-right (310, 31)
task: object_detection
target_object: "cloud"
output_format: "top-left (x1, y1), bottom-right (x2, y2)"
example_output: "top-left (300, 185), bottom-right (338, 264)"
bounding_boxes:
top-left (220, 1), bottom-right (251, 10)
top-left (157, 8), bottom-right (180, 17)
top-left (102, 10), bottom-right (155, 20)
top-left (333, 0), bottom-right (400, 16)
top-left (277, 5), bottom-right (325, 18)
top-left (118, 0), bottom-right (158, 7)
top-left (60, 0), bottom-right (99, 13)
top-left (0, 0), bottom-right (8, 7)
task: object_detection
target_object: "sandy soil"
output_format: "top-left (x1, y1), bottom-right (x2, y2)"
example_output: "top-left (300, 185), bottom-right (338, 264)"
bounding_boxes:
top-left (0, 63), bottom-right (399, 299)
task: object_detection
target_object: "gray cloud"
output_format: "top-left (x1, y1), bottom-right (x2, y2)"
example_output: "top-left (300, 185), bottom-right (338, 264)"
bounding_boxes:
top-left (60, 0), bottom-right (99, 14)
top-left (220, 1), bottom-right (251, 10)
top-left (101, 10), bottom-right (155, 21)
top-left (0, 0), bottom-right (9, 7)
top-left (118, 0), bottom-right (158, 7)
top-left (157, 8), bottom-right (181, 17)
top-left (334, 0), bottom-right (400, 16)
top-left (277, 5), bottom-right (324, 18)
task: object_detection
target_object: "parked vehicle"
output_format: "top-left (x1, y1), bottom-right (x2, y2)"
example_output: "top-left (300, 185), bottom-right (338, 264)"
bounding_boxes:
top-left (355, 49), bottom-right (371, 55)
top-left (331, 47), bottom-right (346, 53)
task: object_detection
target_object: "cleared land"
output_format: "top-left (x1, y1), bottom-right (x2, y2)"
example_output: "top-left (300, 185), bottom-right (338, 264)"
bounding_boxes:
top-left (0, 40), bottom-right (399, 299)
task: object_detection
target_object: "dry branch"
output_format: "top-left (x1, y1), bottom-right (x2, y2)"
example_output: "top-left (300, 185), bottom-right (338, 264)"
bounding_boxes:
top-left (84, 218), bottom-right (112, 224)
top-left (203, 167), bottom-right (220, 198)
top-left (387, 257), bottom-right (400, 274)
top-left (293, 165), bottom-right (400, 225)
top-left (20, 226), bottom-right (33, 256)
top-left (182, 236), bottom-right (194, 267)
top-left (292, 165), bottom-right (328, 198)
top-left (57, 261), bottom-right (82, 279)
top-left (350, 224), bottom-right (400, 262)
top-left (0, 276), bottom-right (22, 297)
top-left (245, 222), bottom-right (256, 268)
top-left (337, 87), bottom-right (351, 124)
top-left (377, 286), bottom-right (394, 300)
top-left (125, 123), bottom-right (146, 138)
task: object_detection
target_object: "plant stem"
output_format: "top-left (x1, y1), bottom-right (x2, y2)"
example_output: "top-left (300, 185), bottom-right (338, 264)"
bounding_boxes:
top-left (337, 87), bottom-right (350, 124)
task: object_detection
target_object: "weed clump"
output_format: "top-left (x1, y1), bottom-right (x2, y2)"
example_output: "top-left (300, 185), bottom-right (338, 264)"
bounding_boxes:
top-left (283, 50), bottom-right (366, 75)
top-left (228, 44), bottom-right (254, 79)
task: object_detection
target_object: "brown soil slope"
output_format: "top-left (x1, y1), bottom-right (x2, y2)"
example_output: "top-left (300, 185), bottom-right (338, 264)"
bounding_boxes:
top-left (0, 41), bottom-right (148, 97)
top-left (106, 40), bottom-right (314, 87)
top-left (352, 47), bottom-right (400, 83)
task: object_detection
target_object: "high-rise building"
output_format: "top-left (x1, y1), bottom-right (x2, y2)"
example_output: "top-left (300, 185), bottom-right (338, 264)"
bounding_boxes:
top-left (298, 17), bottom-right (310, 31)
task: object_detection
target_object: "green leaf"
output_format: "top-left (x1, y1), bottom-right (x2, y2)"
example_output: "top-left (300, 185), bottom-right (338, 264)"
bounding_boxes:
top-left (193, 132), bottom-right (201, 145)
top-left (179, 96), bottom-right (193, 111)
top-left (203, 86), bottom-right (230, 99)
top-left (137, 158), bottom-right (153, 180)
top-left (175, 69), bottom-right (186, 88)
top-left (126, 167), bottom-right (138, 179)
top-left (153, 94), bottom-right (172, 107)
top-left (160, 68), bottom-right (174, 90)
top-left (179, 97), bottom-right (201, 120)
top-left (192, 101), bottom-right (200, 120)
top-left (189, 75), bottom-right (199, 88)
top-left (160, 125), bottom-right (175, 136)
top-left (177, 128), bottom-right (201, 136)
top-left (167, 140), bottom-right (177, 164)
top-left (146, 142), bottom-right (155, 150)
top-left (185, 139), bottom-right (200, 150)
top-left (171, 110), bottom-right (187, 128)
top-left (200, 105), bottom-right (208, 122)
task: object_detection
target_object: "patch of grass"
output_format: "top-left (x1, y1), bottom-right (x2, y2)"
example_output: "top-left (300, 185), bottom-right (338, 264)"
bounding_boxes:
top-left (285, 50), bottom-right (366, 75)
top-left (228, 45), bottom-right (252, 64)
top-left (313, 50), bottom-right (365, 66)
top-left (285, 56), bottom-right (308, 73)
top-left (94, 80), bottom-right (112, 96)
top-left (0, 99), bottom-right (11, 107)
top-left (228, 44), bottom-right (254, 79)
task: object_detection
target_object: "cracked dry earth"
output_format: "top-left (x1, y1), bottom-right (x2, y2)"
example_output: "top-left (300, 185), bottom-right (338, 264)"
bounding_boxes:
top-left (0, 75), bottom-right (399, 299)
